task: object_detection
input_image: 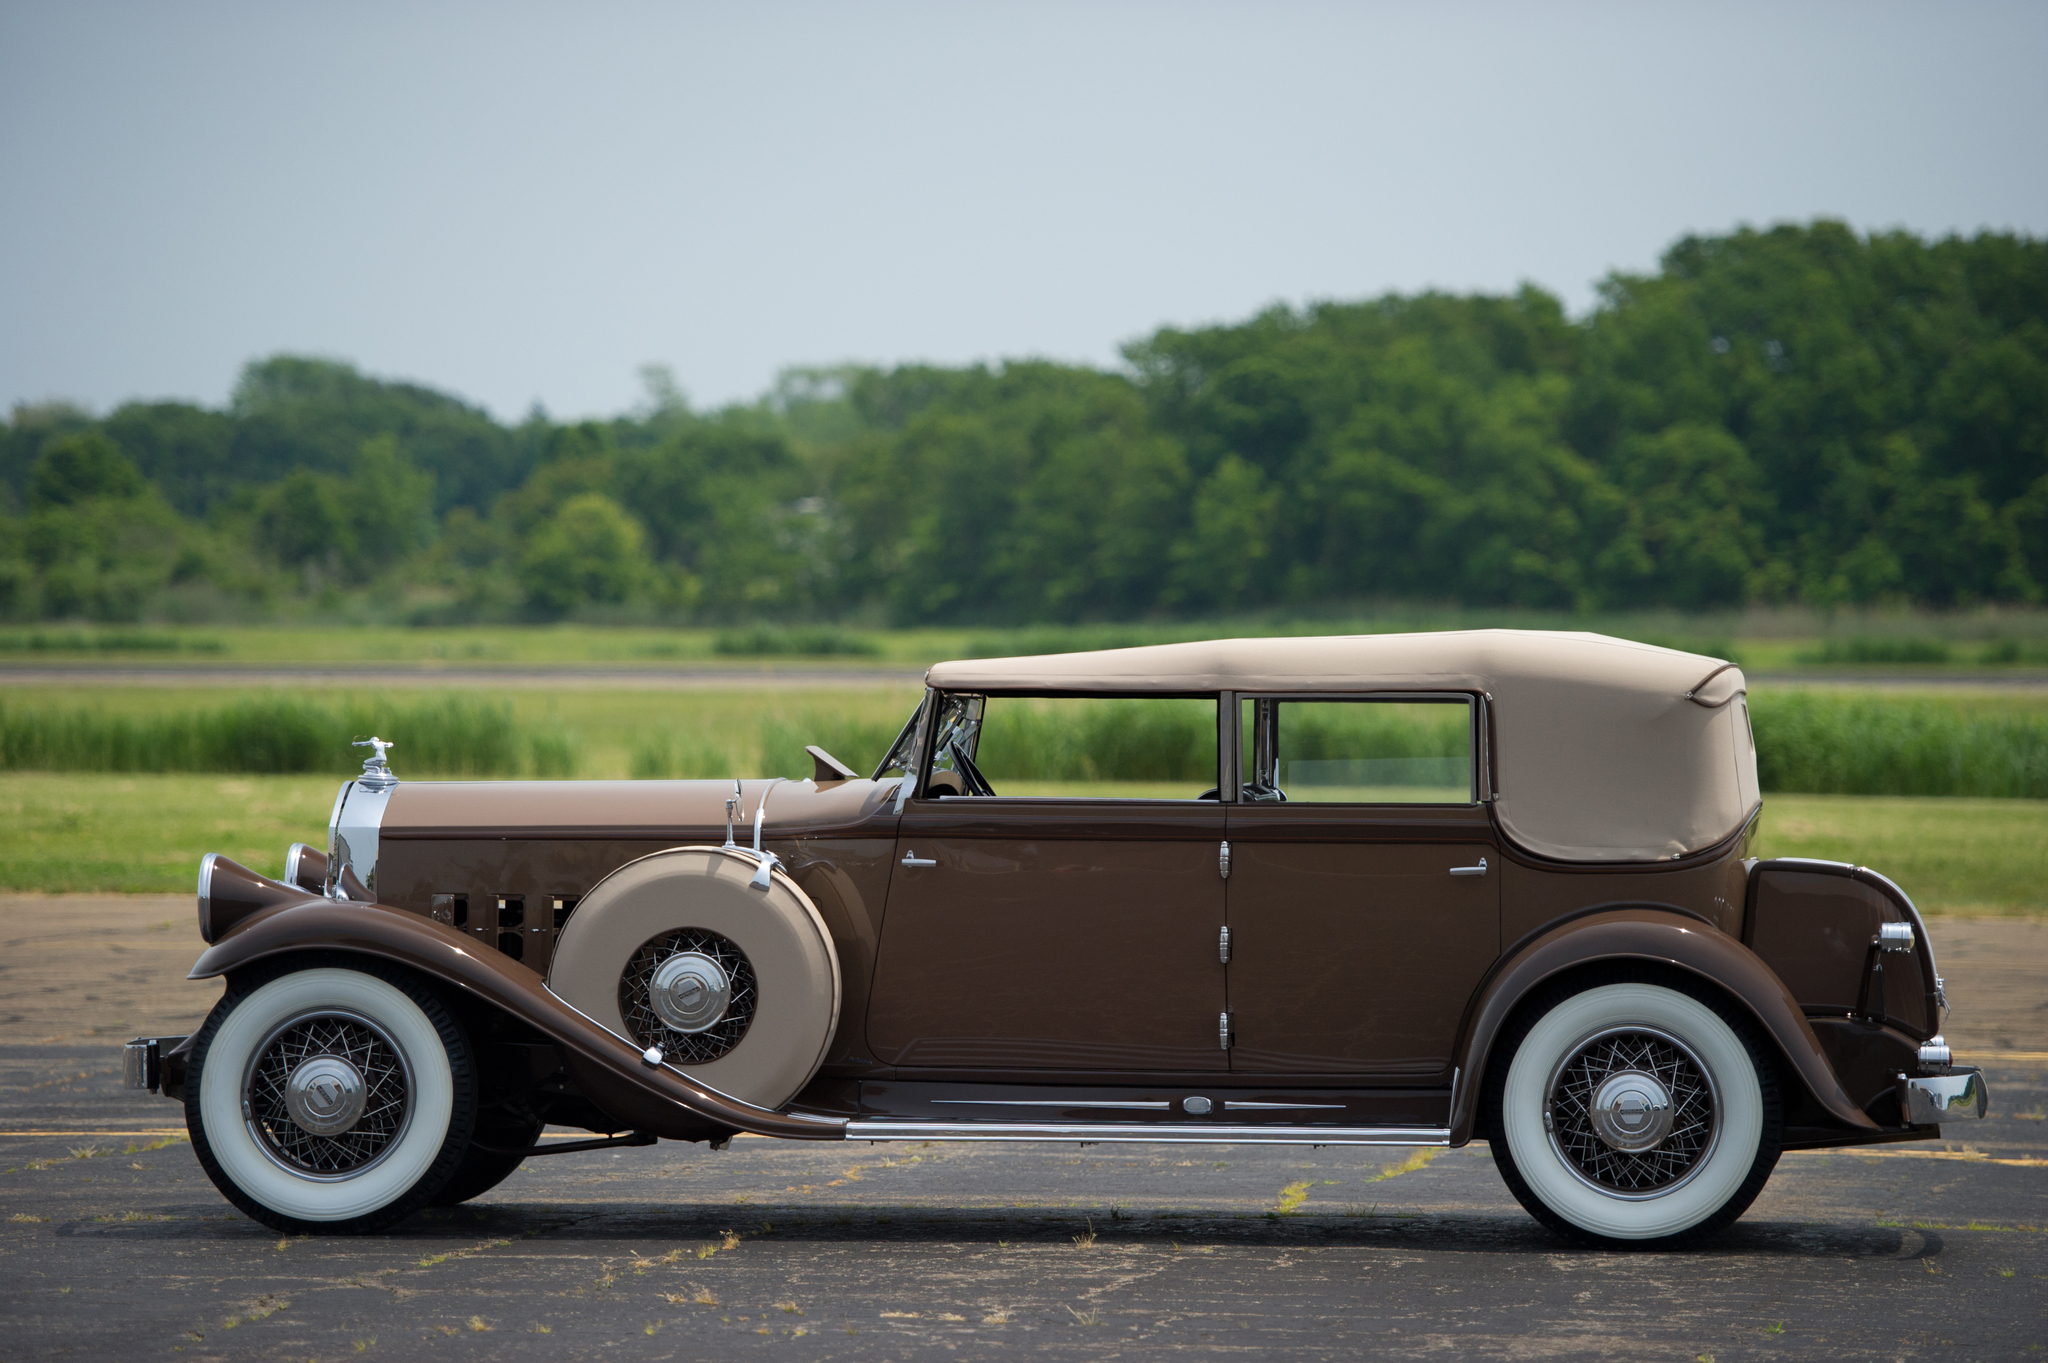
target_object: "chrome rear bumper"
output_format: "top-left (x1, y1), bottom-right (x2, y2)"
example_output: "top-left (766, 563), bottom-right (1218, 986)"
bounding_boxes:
top-left (1901, 1067), bottom-right (1988, 1124)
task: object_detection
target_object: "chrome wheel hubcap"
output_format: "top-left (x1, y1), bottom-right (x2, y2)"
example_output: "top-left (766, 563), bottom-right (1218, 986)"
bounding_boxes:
top-left (1588, 1070), bottom-right (1674, 1152)
top-left (1546, 1027), bottom-right (1718, 1198)
top-left (243, 1010), bottom-right (413, 1179)
top-left (619, 929), bottom-right (758, 1064)
top-left (284, 1054), bottom-right (368, 1136)
top-left (649, 952), bottom-right (732, 1033)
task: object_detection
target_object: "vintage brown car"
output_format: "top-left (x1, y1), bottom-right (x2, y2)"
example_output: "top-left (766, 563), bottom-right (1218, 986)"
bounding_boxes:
top-left (127, 631), bottom-right (1987, 1246)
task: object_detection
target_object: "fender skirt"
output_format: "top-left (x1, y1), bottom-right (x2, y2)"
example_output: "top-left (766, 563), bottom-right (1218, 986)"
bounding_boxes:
top-left (1449, 908), bottom-right (1876, 1145)
top-left (187, 895), bottom-right (848, 1143)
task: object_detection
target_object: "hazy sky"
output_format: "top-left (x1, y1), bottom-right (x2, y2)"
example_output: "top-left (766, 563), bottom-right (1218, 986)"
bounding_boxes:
top-left (3, 2), bottom-right (2044, 421)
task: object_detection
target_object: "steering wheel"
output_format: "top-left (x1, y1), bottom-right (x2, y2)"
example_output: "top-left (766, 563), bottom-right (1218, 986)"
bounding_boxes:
top-left (947, 738), bottom-right (998, 797)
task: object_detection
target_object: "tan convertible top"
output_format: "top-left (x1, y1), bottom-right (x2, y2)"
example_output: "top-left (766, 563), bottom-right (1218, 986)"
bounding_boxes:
top-left (927, 630), bottom-right (1760, 864)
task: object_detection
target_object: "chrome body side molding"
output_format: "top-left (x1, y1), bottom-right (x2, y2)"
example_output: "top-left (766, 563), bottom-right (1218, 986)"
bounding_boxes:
top-left (841, 1121), bottom-right (1451, 1146)
top-left (931, 1099), bottom-right (1174, 1110)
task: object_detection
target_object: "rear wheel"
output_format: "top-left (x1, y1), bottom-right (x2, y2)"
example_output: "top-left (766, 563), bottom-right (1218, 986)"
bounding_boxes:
top-left (1485, 979), bottom-right (1781, 1247)
top-left (184, 961), bottom-right (476, 1233)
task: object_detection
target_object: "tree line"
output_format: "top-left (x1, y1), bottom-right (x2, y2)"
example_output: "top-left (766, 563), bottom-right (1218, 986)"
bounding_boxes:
top-left (3, 219), bottom-right (2043, 625)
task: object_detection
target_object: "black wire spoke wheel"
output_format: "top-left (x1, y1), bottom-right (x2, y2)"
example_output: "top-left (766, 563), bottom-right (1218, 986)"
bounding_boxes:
top-left (619, 928), bottom-right (757, 1064)
top-left (243, 1010), bottom-right (414, 1179)
top-left (1546, 1027), bottom-right (1719, 1198)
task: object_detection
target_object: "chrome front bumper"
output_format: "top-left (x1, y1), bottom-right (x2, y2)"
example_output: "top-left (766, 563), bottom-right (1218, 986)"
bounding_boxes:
top-left (123, 1036), bottom-right (186, 1096)
top-left (1901, 1067), bottom-right (1988, 1125)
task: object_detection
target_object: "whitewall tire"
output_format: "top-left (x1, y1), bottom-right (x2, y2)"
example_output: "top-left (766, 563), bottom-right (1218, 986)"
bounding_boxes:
top-left (185, 961), bottom-right (476, 1233)
top-left (1487, 979), bottom-right (1781, 1246)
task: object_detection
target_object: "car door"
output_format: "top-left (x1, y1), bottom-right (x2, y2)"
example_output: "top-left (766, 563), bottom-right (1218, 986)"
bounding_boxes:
top-left (864, 693), bottom-right (1231, 1073)
top-left (1224, 695), bottom-right (1500, 1081)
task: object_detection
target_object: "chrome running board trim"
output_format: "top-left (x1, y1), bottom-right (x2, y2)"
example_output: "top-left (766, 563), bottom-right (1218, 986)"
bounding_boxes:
top-left (841, 1121), bottom-right (1451, 1146)
top-left (931, 1099), bottom-right (1173, 1110)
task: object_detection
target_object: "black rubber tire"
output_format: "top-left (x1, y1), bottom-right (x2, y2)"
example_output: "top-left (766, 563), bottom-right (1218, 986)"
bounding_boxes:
top-left (430, 1117), bottom-right (543, 1206)
top-left (1482, 968), bottom-right (1783, 1249)
top-left (184, 955), bottom-right (478, 1235)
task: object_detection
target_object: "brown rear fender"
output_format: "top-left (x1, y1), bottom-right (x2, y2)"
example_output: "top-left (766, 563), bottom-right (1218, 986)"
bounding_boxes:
top-left (1448, 907), bottom-right (1876, 1145)
top-left (187, 895), bottom-right (848, 1143)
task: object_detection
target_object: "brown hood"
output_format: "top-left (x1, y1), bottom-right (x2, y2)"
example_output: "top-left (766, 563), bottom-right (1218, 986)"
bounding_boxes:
top-left (378, 776), bottom-right (901, 841)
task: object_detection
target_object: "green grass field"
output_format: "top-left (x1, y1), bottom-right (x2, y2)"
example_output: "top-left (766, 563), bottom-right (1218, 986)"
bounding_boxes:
top-left (3, 771), bottom-right (2040, 914)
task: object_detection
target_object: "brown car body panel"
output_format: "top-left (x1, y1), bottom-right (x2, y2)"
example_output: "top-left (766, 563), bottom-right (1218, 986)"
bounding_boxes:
top-left (1225, 803), bottom-right (1499, 1078)
top-left (1745, 860), bottom-right (1940, 1039)
top-left (1444, 906), bottom-right (1877, 1145)
top-left (186, 895), bottom-right (849, 1142)
top-left (866, 799), bottom-right (1228, 1071)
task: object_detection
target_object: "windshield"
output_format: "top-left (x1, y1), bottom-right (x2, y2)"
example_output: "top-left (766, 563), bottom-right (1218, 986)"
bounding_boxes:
top-left (870, 695), bottom-right (933, 780)
top-left (924, 694), bottom-right (985, 788)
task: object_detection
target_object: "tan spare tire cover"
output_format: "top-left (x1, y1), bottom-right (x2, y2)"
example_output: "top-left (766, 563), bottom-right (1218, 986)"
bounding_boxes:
top-left (548, 847), bottom-right (841, 1110)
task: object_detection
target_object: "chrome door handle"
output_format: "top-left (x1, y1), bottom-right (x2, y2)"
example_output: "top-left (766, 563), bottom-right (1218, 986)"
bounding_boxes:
top-left (1449, 857), bottom-right (1488, 878)
top-left (901, 851), bottom-right (937, 868)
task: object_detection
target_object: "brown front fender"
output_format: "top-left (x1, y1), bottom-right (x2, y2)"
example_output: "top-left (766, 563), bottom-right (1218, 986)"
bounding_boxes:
top-left (188, 895), bottom-right (848, 1143)
top-left (1448, 908), bottom-right (1876, 1145)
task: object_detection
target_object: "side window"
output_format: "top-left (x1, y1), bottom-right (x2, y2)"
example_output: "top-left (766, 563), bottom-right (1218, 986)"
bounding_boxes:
top-left (1242, 697), bottom-right (1474, 805)
top-left (926, 695), bottom-right (1219, 801)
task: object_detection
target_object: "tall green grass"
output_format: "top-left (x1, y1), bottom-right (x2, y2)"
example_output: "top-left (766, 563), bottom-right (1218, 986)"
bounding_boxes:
top-left (4, 690), bottom-right (2045, 798)
top-left (1749, 693), bottom-right (2048, 798)
top-left (0, 629), bottom-right (225, 653)
top-left (0, 695), bottom-right (550, 776)
top-left (713, 626), bottom-right (882, 658)
top-left (974, 699), bottom-right (1217, 782)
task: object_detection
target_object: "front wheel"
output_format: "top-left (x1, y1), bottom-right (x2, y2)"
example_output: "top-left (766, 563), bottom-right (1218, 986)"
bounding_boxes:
top-left (1485, 979), bottom-right (1781, 1247)
top-left (185, 962), bottom-right (477, 1233)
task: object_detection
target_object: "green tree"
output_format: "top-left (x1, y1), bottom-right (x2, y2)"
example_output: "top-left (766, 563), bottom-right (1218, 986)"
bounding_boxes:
top-left (29, 432), bottom-right (145, 507)
top-left (518, 493), bottom-right (652, 615)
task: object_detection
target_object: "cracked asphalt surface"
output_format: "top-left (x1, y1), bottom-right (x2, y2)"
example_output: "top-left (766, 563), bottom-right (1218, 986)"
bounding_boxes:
top-left (3, 899), bottom-right (2045, 1361)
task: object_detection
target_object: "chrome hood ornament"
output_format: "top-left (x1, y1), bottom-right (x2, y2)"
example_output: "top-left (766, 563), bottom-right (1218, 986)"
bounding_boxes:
top-left (352, 737), bottom-right (398, 792)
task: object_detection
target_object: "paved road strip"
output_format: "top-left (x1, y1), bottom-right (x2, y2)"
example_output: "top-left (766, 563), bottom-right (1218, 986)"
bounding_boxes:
top-left (1958, 1050), bottom-right (2048, 1064)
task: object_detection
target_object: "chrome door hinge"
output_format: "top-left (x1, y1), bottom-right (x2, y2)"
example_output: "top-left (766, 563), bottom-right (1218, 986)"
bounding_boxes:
top-left (1219, 1011), bottom-right (1234, 1050)
top-left (1218, 925), bottom-right (1232, 964)
top-left (1218, 840), bottom-right (1231, 880)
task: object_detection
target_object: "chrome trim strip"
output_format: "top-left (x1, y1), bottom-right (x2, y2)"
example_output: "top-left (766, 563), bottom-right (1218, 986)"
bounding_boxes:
top-left (931, 1099), bottom-right (1174, 1110)
top-left (842, 1121), bottom-right (1452, 1146)
top-left (325, 778), bottom-right (352, 862)
top-left (330, 777), bottom-right (394, 896)
top-left (1224, 1101), bottom-right (1345, 1111)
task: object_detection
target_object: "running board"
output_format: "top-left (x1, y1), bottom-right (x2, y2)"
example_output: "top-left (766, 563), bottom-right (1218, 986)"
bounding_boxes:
top-left (841, 1121), bottom-right (1451, 1146)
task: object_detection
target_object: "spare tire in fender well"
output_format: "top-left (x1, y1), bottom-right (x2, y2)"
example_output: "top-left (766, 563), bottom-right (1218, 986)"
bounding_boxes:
top-left (548, 846), bottom-right (843, 1113)
top-left (1448, 907), bottom-right (1876, 1145)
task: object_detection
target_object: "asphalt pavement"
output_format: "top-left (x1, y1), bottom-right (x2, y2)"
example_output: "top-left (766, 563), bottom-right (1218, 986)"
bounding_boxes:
top-left (2, 902), bottom-right (2044, 1361)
